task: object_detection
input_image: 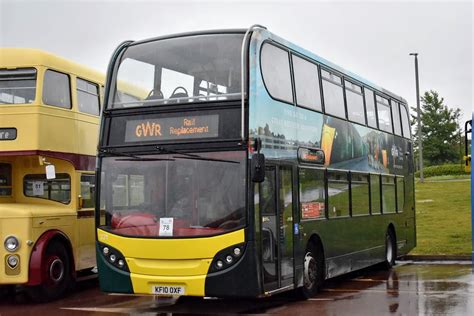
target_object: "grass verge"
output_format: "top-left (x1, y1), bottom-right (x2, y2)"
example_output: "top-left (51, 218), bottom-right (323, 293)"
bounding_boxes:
top-left (410, 178), bottom-right (471, 255)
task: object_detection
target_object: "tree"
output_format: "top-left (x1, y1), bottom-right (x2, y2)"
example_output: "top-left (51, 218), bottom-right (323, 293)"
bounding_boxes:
top-left (411, 90), bottom-right (461, 166)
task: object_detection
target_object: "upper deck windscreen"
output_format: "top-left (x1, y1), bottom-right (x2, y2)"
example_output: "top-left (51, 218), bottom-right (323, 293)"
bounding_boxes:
top-left (0, 68), bottom-right (37, 105)
top-left (110, 33), bottom-right (244, 109)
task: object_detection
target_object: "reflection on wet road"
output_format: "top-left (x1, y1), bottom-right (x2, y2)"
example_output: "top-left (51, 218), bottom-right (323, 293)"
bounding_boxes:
top-left (1, 262), bottom-right (473, 315)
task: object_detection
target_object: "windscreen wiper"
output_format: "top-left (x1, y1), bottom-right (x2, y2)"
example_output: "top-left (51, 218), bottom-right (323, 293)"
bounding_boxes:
top-left (100, 149), bottom-right (174, 161)
top-left (156, 146), bottom-right (239, 164)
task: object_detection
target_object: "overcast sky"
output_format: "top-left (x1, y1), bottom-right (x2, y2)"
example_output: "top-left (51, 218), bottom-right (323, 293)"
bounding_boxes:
top-left (1, 0), bottom-right (472, 125)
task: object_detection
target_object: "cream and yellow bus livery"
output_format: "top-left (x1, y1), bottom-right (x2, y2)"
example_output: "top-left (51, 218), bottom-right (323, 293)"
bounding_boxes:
top-left (0, 48), bottom-right (103, 301)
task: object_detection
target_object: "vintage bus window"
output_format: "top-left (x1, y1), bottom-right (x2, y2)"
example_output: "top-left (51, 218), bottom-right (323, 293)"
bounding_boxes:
top-left (364, 88), bottom-right (377, 128)
top-left (392, 101), bottom-right (402, 136)
top-left (24, 173), bottom-right (71, 204)
top-left (328, 170), bottom-right (349, 218)
top-left (100, 151), bottom-right (246, 237)
top-left (396, 176), bottom-right (404, 213)
top-left (292, 55), bottom-right (322, 111)
top-left (111, 34), bottom-right (243, 108)
top-left (0, 163), bottom-right (12, 196)
top-left (351, 173), bottom-right (369, 216)
top-left (345, 80), bottom-right (365, 125)
top-left (370, 174), bottom-right (381, 214)
top-left (382, 175), bottom-right (396, 213)
top-left (376, 95), bottom-right (392, 133)
top-left (0, 68), bottom-right (37, 104)
top-left (321, 69), bottom-right (345, 119)
top-left (299, 168), bottom-right (325, 220)
top-left (261, 43), bottom-right (293, 104)
top-left (43, 69), bottom-right (71, 109)
top-left (77, 78), bottom-right (100, 115)
top-left (400, 104), bottom-right (411, 139)
top-left (80, 174), bottom-right (96, 208)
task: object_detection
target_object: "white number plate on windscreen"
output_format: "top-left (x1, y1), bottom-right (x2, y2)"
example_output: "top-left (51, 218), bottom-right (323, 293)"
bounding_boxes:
top-left (151, 285), bottom-right (185, 296)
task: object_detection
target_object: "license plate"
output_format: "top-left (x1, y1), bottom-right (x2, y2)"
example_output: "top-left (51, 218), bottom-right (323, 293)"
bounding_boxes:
top-left (151, 285), bottom-right (185, 296)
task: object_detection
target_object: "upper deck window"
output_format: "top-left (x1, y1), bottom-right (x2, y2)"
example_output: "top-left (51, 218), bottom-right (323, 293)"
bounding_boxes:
top-left (43, 70), bottom-right (71, 109)
top-left (392, 100), bottom-right (402, 136)
top-left (0, 68), bottom-right (37, 105)
top-left (261, 43), bottom-right (293, 104)
top-left (376, 95), bottom-right (392, 133)
top-left (292, 55), bottom-right (322, 111)
top-left (77, 78), bottom-right (100, 115)
top-left (345, 80), bottom-right (365, 125)
top-left (364, 88), bottom-right (378, 128)
top-left (400, 104), bottom-right (412, 139)
top-left (321, 69), bottom-right (345, 119)
top-left (111, 33), bottom-right (244, 109)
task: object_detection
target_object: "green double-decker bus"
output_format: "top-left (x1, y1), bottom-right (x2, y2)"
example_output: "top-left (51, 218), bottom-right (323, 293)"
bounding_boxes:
top-left (95, 26), bottom-right (415, 298)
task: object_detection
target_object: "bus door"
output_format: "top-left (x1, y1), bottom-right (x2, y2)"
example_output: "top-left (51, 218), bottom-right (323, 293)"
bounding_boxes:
top-left (259, 165), bottom-right (295, 292)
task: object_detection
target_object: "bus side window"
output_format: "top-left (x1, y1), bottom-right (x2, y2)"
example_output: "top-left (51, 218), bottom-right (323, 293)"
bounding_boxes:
top-left (351, 173), bottom-right (369, 216)
top-left (345, 80), bottom-right (365, 125)
top-left (77, 78), bottom-right (100, 115)
top-left (80, 174), bottom-right (96, 208)
top-left (396, 176), bottom-right (404, 213)
top-left (400, 104), bottom-right (412, 139)
top-left (321, 69), bottom-right (345, 119)
top-left (382, 175), bottom-right (396, 214)
top-left (327, 170), bottom-right (349, 218)
top-left (392, 100), bottom-right (402, 136)
top-left (370, 174), bottom-right (381, 214)
top-left (299, 168), bottom-right (325, 220)
top-left (261, 43), bottom-right (293, 104)
top-left (43, 69), bottom-right (71, 109)
top-left (0, 163), bottom-right (12, 196)
top-left (364, 88), bottom-right (378, 128)
top-left (292, 55), bottom-right (322, 112)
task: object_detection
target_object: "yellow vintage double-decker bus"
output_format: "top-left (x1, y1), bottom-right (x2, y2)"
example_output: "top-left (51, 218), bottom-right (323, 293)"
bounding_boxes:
top-left (0, 48), bottom-right (103, 301)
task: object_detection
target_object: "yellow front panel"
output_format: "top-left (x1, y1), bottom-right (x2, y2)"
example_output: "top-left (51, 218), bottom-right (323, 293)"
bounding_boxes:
top-left (98, 228), bottom-right (245, 295)
top-left (97, 228), bottom-right (245, 261)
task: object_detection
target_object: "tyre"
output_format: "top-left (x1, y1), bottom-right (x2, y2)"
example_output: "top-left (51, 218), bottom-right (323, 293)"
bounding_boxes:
top-left (298, 242), bottom-right (324, 299)
top-left (26, 240), bottom-right (74, 302)
top-left (384, 229), bottom-right (397, 269)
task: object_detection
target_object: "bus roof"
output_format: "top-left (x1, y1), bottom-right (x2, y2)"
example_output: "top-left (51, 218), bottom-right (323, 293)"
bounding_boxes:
top-left (0, 48), bottom-right (104, 84)
top-left (125, 28), bottom-right (407, 105)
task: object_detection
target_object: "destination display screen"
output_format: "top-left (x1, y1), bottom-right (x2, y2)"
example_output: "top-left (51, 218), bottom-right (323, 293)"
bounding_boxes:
top-left (0, 128), bottom-right (17, 141)
top-left (124, 114), bottom-right (219, 142)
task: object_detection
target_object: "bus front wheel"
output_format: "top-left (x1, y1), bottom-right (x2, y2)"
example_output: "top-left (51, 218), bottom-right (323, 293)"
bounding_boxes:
top-left (298, 242), bottom-right (324, 299)
top-left (26, 240), bottom-right (73, 302)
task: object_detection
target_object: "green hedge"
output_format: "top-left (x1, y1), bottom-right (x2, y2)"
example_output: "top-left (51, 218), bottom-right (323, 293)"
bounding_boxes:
top-left (415, 163), bottom-right (468, 178)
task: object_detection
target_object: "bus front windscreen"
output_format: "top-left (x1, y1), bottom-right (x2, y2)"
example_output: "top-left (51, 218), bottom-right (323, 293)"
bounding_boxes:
top-left (100, 151), bottom-right (246, 238)
top-left (111, 33), bottom-right (244, 109)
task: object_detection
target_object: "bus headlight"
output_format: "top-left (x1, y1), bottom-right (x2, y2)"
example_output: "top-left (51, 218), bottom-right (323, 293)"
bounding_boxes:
top-left (4, 236), bottom-right (20, 252)
top-left (7, 255), bottom-right (20, 268)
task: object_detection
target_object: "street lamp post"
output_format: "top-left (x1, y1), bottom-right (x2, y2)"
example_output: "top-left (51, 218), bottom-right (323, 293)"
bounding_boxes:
top-left (410, 53), bottom-right (423, 182)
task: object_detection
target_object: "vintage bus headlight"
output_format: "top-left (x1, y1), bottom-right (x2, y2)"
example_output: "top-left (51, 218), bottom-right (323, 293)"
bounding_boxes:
top-left (4, 236), bottom-right (20, 252)
top-left (7, 255), bottom-right (19, 268)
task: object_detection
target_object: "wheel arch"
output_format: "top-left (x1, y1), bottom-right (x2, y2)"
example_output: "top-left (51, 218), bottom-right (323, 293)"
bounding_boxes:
top-left (306, 233), bottom-right (326, 279)
top-left (26, 229), bottom-right (76, 286)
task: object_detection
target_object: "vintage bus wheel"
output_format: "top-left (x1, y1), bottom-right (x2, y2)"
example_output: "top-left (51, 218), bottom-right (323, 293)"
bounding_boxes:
top-left (26, 240), bottom-right (73, 302)
top-left (298, 243), bottom-right (324, 299)
top-left (384, 230), bottom-right (396, 269)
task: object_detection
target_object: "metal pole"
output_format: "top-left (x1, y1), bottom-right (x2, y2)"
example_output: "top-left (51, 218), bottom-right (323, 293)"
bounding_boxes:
top-left (410, 53), bottom-right (423, 182)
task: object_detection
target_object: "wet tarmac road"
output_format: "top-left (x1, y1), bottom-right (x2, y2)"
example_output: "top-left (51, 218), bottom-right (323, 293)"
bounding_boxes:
top-left (1, 261), bottom-right (473, 315)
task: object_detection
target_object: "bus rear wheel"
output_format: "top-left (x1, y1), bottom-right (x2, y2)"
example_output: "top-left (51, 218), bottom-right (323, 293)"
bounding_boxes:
top-left (384, 229), bottom-right (396, 269)
top-left (298, 242), bottom-right (324, 299)
top-left (26, 240), bottom-right (73, 302)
